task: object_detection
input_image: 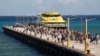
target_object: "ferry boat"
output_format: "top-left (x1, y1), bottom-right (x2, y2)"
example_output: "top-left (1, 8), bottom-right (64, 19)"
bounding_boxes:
top-left (37, 11), bottom-right (67, 29)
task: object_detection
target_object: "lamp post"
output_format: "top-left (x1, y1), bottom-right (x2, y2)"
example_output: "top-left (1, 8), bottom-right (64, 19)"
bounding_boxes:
top-left (27, 16), bottom-right (29, 25)
top-left (78, 16), bottom-right (86, 33)
top-left (27, 14), bottom-right (32, 25)
top-left (16, 16), bottom-right (18, 24)
top-left (84, 18), bottom-right (88, 53)
top-left (67, 17), bottom-right (77, 47)
top-left (19, 16), bottom-right (21, 24)
top-left (23, 16), bottom-right (24, 24)
top-left (75, 16), bottom-right (87, 33)
top-left (80, 16), bottom-right (87, 33)
top-left (67, 17), bottom-right (70, 47)
top-left (31, 16), bottom-right (34, 24)
top-left (84, 18), bottom-right (96, 53)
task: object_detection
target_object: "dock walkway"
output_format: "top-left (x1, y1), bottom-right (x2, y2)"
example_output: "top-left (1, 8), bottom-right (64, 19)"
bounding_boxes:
top-left (5, 26), bottom-right (100, 56)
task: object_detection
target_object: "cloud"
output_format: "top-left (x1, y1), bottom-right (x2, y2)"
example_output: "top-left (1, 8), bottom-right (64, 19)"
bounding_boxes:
top-left (58, 0), bottom-right (78, 4)
top-left (37, 0), bottom-right (43, 4)
top-left (32, 0), bottom-right (50, 12)
top-left (32, 0), bottom-right (43, 5)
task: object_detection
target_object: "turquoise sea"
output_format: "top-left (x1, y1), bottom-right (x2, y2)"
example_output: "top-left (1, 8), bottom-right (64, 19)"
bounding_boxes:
top-left (0, 15), bottom-right (100, 56)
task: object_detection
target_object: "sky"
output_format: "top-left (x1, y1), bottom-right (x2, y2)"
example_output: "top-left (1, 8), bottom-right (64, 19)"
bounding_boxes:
top-left (0, 0), bottom-right (100, 16)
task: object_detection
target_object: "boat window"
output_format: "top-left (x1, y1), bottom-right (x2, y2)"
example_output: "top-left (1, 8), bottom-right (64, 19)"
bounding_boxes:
top-left (42, 14), bottom-right (60, 17)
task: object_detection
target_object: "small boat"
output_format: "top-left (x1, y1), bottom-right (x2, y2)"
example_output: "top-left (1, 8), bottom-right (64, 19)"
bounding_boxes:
top-left (37, 11), bottom-right (67, 29)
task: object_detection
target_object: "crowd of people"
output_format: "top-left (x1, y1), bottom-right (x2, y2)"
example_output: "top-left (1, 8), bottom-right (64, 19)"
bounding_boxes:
top-left (13, 23), bottom-right (100, 45)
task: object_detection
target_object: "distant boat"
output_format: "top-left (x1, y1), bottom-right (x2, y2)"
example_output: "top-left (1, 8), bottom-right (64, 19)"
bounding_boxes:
top-left (37, 11), bottom-right (67, 29)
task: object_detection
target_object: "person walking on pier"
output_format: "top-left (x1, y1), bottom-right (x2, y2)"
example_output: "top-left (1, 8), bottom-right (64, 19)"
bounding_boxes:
top-left (94, 33), bottom-right (99, 45)
top-left (57, 33), bottom-right (62, 43)
top-left (90, 34), bottom-right (95, 43)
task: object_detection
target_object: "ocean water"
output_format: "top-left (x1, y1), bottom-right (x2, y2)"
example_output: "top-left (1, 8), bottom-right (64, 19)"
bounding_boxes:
top-left (0, 16), bottom-right (49, 56)
top-left (0, 33), bottom-right (44, 56)
top-left (0, 15), bottom-right (100, 56)
top-left (70, 19), bottom-right (100, 34)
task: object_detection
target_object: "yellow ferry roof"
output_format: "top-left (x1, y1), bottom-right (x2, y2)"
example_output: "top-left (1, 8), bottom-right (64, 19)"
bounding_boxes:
top-left (37, 11), bottom-right (67, 24)
top-left (42, 11), bottom-right (60, 15)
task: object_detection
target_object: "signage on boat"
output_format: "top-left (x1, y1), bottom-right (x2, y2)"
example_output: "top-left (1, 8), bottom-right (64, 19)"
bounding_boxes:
top-left (46, 24), bottom-right (66, 27)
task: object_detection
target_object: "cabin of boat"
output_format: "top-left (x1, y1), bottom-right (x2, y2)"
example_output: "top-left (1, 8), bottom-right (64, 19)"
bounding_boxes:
top-left (37, 11), bottom-right (67, 29)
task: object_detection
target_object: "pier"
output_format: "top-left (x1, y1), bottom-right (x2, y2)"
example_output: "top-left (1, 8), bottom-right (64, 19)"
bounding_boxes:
top-left (2, 24), bottom-right (100, 56)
